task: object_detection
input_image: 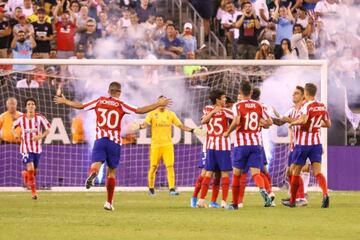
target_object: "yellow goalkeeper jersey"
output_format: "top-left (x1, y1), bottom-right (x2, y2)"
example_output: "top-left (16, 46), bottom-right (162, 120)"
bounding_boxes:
top-left (145, 109), bottom-right (182, 147)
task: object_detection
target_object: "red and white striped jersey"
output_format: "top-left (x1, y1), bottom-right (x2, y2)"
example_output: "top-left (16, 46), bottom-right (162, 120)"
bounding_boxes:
top-left (296, 100), bottom-right (330, 145)
top-left (13, 113), bottom-right (51, 154)
top-left (232, 100), bottom-right (270, 146)
top-left (202, 105), bottom-right (233, 151)
top-left (284, 105), bottom-right (302, 148)
top-left (83, 96), bottom-right (138, 145)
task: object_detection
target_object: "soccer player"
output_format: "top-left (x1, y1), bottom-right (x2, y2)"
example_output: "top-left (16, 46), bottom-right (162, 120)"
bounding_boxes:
top-left (224, 81), bottom-right (273, 209)
top-left (12, 98), bottom-right (51, 199)
top-left (273, 86), bottom-right (308, 206)
top-left (283, 83), bottom-right (331, 208)
top-left (196, 90), bottom-right (233, 208)
top-left (138, 96), bottom-right (194, 196)
top-left (54, 82), bottom-right (171, 211)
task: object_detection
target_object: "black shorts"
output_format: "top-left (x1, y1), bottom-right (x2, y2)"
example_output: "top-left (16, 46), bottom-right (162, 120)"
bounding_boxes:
top-left (190, 0), bottom-right (212, 19)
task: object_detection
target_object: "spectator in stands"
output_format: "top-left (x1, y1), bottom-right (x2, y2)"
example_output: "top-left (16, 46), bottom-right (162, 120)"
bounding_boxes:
top-left (16, 74), bottom-right (40, 88)
top-left (11, 30), bottom-right (36, 71)
top-left (143, 13), bottom-right (156, 32)
top-left (119, 8), bottom-right (131, 29)
top-left (13, 13), bottom-right (34, 37)
top-left (0, 97), bottom-right (21, 143)
top-left (22, 0), bottom-right (33, 17)
top-left (97, 11), bottom-right (109, 38)
top-left (190, 0), bottom-right (211, 40)
top-left (76, 5), bottom-right (94, 32)
top-left (0, 8), bottom-right (11, 58)
top-left (272, 2), bottom-right (294, 59)
top-left (234, 1), bottom-right (261, 59)
top-left (9, 7), bottom-right (23, 28)
top-left (78, 19), bottom-right (99, 58)
top-left (28, 5), bottom-right (52, 24)
top-left (221, 2), bottom-right (241, 59)
top-left (32, 8), bottom-right (53, 59)
top-left (215, 0), bottom-right (231, 37)
top-left (54, 11), bottom-right (76, 59)
top-left (158, 23), bottom-right (184, 59)
top-left (6, 0), bottom-right (23, 13)
top-left (295, 6), bottom-right (308, 29)
top-left (180, 22), bottom-right (197, 58)
top-left (291, 20), bottom-right (313, 59)
top-left (253, 0), bottom-right (269, 28)
top-left (183, 51), bottom-right (201, 76)
top-left (314, 0), bottom-right (339, 19)
top-left (306, 38), bottom-right (317, 59)
top-left (127, 12), bottom-right (146, 40)
top-left (258, 22), bottom-right (276, 47)
top-left (151, 14), bottom-right (165, 42)
top-left (279, 38), bottom-right (296, 59)
top-left (136, 0), bottom-right (156, 23)
top-left (255, 39), bottom-right (273, 59)
top-left (302, 0), bottom-right (320, 11)
top-left (70, 1), bottom-right (81, 19)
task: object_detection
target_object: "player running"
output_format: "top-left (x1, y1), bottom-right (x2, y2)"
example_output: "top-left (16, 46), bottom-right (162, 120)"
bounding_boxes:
top-left (138, 96), bottom-right (195, 196)
top-left (54, 82), bottom-right (171, 211)
top-left (196, 90), bottom-right (233, 208)
top-left (283, 83), bottom-right (331, 208)
top-left (224, 81), bottom-right (273, 209)
top-left (273, 86), bottom-right (308, 206)
top-left (12, 98), bottom-right (51, 200)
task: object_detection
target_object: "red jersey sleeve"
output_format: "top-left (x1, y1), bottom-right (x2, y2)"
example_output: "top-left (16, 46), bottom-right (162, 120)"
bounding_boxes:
top-left (121, 101), bottom-right (138, 114)
top-left (83, 98), bottom-right (100, 111)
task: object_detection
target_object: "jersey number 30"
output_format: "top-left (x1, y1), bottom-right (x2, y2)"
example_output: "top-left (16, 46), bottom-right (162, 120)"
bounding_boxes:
top-left (98, 108), bottom-right (120, 129)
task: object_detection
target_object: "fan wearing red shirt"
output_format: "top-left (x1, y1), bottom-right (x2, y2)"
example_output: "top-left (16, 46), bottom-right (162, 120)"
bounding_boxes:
top-left (54, 82), bottom-right (171, 211)
top-left (55, 11), bottom-right (76, 59)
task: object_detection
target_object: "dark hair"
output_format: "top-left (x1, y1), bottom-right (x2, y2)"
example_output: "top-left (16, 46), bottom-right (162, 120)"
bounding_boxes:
top-left (209, 89), bottom-right (226, 105)
top-left (251, 87), bottom-right (261, 101)
top-left (293, 24), bottom-right (304, 33)
top-left (280, 38), bottom-right (292, 58)
top-left (295, 85), bottom-right (304, 95)
top-left (304, 83), bottom-right (317, 96)
top-left (166, 23), bottom-right (175, 29)
top-left (241, 1), bottom-right (251, 9)
top-left (226, 96), bottom-right (235, 104)
top-left (240, 80), bottom-right (252, 97)
top-left (158, 95), bottom-right (165, 99)
top-left (25, 97), bottom-right (37, 107)
top-left (17, 30), bottom-right (25, 34)
top-left (108, 82), bottom-right (121, 93)
top-left (37, 8), bottom-right (46, 14)
top-left (155, 14), bottom-right (164, 20)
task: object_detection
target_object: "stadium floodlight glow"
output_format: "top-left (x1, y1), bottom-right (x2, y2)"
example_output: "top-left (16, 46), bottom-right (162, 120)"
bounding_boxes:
top-left (0, 59), bottom-right (328, 191)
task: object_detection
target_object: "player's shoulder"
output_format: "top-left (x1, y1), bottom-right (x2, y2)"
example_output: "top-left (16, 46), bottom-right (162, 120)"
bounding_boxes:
top-left (203, 105), bottom-right (214, 113)
top-left (222, 107), bottom-right (233, 114)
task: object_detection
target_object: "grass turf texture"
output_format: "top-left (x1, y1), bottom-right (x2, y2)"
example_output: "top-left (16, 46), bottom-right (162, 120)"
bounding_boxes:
top-left (1, 191), bottom-right (359, 240)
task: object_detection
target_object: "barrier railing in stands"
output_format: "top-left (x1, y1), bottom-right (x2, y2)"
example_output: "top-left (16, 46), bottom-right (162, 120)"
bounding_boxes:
top-left (208, 30), bottom-right (227, 58)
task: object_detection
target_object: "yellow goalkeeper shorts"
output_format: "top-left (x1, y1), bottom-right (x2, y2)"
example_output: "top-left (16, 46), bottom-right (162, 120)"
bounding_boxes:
top-left (149, 144), bottom-right (174, 168)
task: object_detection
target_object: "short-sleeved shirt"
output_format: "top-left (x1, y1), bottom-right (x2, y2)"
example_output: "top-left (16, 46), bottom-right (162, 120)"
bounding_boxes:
top-left (145, 109), bottom-right (182, 147)
top-left (237, 15), bottom-right (260, 46)
top-left (12, 40), bottom-right (34, 71)
top-left (32, 22), bottom-right (53, 53)
top-left (55, 22), bottom-right (76, 51)
top-left (274, 17), bottom-right (293, 45)
top-left (0, 111), bottom-right (22, 143)
top-left (83, 96), bottom-right (138, 145)
top-left (0, 20), bottom-right (10, 49)
top-left (159, 36), bottom-right (184, 51)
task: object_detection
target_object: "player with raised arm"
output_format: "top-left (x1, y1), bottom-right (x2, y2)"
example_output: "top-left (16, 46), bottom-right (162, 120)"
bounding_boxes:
top-left (224, 81), bottom-right (273, 209)
top-left (273, 86), bottom-right (308, 206)
top-left (282, 83), bottom-right (331, 208)
top-left (12, 98), bottom-right (51, 200)
top-left (54, 82), bottom-right (171, 211)
top-left (196, 90), bottom-right (233, 209)
top-left (138, 96), bottom-right (194, 196)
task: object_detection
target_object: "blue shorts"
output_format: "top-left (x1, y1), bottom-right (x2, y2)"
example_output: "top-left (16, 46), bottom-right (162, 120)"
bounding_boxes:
top-left (197, 151), bottom-right (206, 169)
top-left (288, 150), bottom-right (295, 167)
top-left (22, 153), bottom-right (41, 168)
top-left (261, 147), bottom-right (268, 166)
top-left (233, 146), bottom-right (263, 171)
top-left (205, 149), bottom-right (232, 172)
top-left (293, 144), bottom-right (323, 166)
top-left (92, 138), bottom-right (121, 169)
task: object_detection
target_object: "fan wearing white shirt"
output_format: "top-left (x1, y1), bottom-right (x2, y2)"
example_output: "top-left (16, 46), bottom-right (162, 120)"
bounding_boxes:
top-left (16, 78), bottom-right (40, 88)
top-left (291, 18), bottom-right (313, 59)
top-left (252, 0), bottom-right (269, 27)
top-left (295, 7), bottom-right (308, 29)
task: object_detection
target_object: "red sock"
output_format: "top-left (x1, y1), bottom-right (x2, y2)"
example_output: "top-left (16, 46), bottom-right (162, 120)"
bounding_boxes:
top-left (21, 170), bottom-right (28, 185)
top-left (265, 172), bottom-right (272, 189)
top-left (106, 177), bottom-right (116, 204)
top-left (231, 175), bottom-right (240, 205)
top-left (290, 176), bottom-right (300, 204)
top-left (192, 175), bottom-right (204, 198)
top-left (238, 173), bottom-right (247, 204)
top-left (211, 176), bottom-right (220, 202)
top-left (260, 172), bottom-right (272, 194)
top-left (200, 176), bottom-right (211, 199)
top-left (296, 176), bottom-right (305, 199)
top-left (252, 173), bottom-right (265, 189)
top-left (221, 176), bottom-right (230, 202)
top-left (315, 173), bottom-right (328, 196)
top-left (27, 170), bottom-right (37, 196)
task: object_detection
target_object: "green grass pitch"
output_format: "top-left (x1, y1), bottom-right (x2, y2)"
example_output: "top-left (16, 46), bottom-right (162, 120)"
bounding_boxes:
top-left (1, 191), bottom-right (359, 240)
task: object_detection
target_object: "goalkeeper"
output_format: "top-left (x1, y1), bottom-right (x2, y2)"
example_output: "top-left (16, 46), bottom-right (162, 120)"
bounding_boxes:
top-left (135, 96), bottom-right (197, 196)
